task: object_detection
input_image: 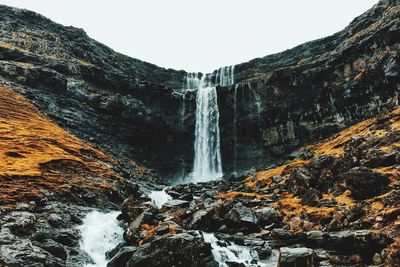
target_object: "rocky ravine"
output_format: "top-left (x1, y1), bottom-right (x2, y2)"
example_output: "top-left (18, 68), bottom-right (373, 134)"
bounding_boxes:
top-left (111, 107), bottom-right (400, 266)
top-left (0, 0), bottom-right (399, 180)
top-left (0, 0), bottom-right (400, 266)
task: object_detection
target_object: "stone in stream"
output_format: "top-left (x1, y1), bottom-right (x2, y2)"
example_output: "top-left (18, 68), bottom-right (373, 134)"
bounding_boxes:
top-left (126, 232), bottom-right (215, 267)
top-left (107, 246), bottom-right (137, 267)
top-left (279, 247), bottom-right (315, 267)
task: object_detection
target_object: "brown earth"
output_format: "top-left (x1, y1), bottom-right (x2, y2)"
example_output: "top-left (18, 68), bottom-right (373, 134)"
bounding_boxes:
top-left (0, 83), bottom-right (125, 210)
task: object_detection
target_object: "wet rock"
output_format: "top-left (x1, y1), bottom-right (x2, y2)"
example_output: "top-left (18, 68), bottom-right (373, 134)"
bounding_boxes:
top-left (344, 167), bottom-right (389, 199)
top-left (129, 211), bottom-right (153, 233)
top-left (0, 240), bottom-right (65, 267)
top-left (107, 246), bottom-right (136, 267)
top-left (271, 228), bottom-right (293, 240)
top-left (189, 209), bottom-right (214, 230)
top-left (37, 239), bottom-right (68, 260)
top-left (126, 232), bottom-right (214, 267)
top-left (255, 207), bottom-right (280, 226)
top-left (4, 211), bottom-right (36, 236)
top-left (47, 213), bottom-right (64, 227)
top-left (155, 221), bottom-right (182, 235)
top-left (163, 199), bottom-right (190, 209)
top-left (226, 202), bottom-right (258, 227)
top-left (106, 242), bottom-right (126, 260)
top-left (279, 247), bottom-right (315, 267)
top-left (306, 231), bottom-right (323, 241)
top-left (54, 228), bottom-right (80, 247)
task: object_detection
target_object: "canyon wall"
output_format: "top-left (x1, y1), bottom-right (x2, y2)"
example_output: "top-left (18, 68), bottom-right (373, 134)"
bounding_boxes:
top-left (0, 0), bottom-right (399, 180)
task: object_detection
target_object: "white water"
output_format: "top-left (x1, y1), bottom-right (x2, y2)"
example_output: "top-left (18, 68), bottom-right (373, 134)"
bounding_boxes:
top-left (186, 72), bottom-right (201, 89)
top-left (186, 66), bottom-right (235, 183)
top-left (203, 233), bottom-right (262, 267)
top-left (218, 65), bottom-right (235, 87)
top-left (78, 211), bottom-right (123, 267)
top-left (149, 189), bottom-right (172, 208)
top-left (192, 75), bottom-right (223, 183)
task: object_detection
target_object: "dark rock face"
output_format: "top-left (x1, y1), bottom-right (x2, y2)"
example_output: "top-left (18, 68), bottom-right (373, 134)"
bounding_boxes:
top-left (0, 1), bottom-right (399, 180)
top-left (217, 0), bottom-right (400, 176)
top-left (126, 232), bottom-right (214, 267)
top-left (0, 203), bottom-right (95, 267)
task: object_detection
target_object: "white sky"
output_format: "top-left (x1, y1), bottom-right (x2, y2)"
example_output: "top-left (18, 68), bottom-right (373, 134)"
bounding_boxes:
top-left (0, 0), bottom-right (378, 73)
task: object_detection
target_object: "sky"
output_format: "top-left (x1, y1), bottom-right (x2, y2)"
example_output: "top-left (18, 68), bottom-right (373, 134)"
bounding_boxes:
top-left (0, 0), bottom-right (378, 73)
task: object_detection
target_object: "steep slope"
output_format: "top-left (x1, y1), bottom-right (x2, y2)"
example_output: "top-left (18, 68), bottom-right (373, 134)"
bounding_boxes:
top-left (0, 82), bottom-right (158, 266)
top-left (0, 0), bottom-right (399, 181)
top-left (0, 82), bottom-right (125, 209)
top-left (217, 106), bottom-right (400, 265)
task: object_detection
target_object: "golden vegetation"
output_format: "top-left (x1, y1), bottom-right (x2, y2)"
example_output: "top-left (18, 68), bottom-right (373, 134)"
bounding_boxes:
top-left (0, 84), bottom-right (122, 209)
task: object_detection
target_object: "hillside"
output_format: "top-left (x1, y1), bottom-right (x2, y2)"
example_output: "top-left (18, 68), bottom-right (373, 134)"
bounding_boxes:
top-left (0, 82), bottom-right (127, 209)
top-left (0, 0), bottom-right (398, 179)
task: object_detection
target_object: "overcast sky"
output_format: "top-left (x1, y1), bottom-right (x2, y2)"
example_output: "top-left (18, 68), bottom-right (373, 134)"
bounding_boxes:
top-left (0, 0), bottom-right (378, 72)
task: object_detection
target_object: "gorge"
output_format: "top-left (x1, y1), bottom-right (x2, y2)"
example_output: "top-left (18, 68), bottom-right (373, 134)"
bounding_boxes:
top-left (0, 0), bottom-right (400, 266)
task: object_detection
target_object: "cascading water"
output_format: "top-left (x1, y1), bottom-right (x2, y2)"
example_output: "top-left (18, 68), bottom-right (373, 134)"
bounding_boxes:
top-left (192, 74), bottom-right (223, 183)
top-left (218, 65), bottom-right (235, 87)
top-left (185, 66), bottom-right (235, 183)
top-left (233, 84), bottom-right (239, 174)
top-left (149, 189), bottom-right (173, 208)
top-left (78, 211), bottom-right (123, 267)
top-left (203, 233), bottom-right (261, 267)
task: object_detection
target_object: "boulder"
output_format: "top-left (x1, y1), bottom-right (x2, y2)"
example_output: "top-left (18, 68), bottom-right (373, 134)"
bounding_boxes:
top-left (226, 203), bottom-right (258, 227)
top-left (126, 232), bottom-right (214, 267)
top-left (307, 154), bottom-right (336, 171)
top-left (301, 188), bottom-right (322, 206)
top-left (279, 247), bottom-right (315, 267)
top-left (344, 167), bottom-right (389, 199)
top-left (362, 150), bottom-right (399, 168)
top-left (255, 207), bottom-right (280, 226)
top-left (107, 246), bottom-right (136, 267)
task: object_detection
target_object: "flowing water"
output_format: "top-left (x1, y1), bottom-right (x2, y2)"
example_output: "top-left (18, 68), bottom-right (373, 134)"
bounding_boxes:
top-left (203, 233), bottom-right (263, 267)
top-left (78, 211), bottom-right (123, 267)
top-left (187, 66), bottom-right (235, 183)
top-left (217, 65), bottom-right (235, 87)
top-left (192, 74), bottom-right (223, 183)
top-left (149, 189), bottom-right (173, 208)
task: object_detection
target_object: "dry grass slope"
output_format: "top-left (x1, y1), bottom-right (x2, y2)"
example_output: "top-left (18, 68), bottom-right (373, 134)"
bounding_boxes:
top-left (0, 84), bottom-right (123, 209)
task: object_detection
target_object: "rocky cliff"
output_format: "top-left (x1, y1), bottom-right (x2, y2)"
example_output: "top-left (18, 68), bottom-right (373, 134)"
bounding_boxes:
top-left (0, 0), bottom-right (399, 181)
top-left (0, 83), bottom-right (156, 266)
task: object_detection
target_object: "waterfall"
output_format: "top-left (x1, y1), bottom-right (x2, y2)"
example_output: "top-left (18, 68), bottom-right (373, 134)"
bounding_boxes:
top-left (192, 74), bottom-right (223, 183)
top-left (217, 65), bottom-right (235, 87)
top-left (181, 93), bottom-right (186, 128)
top-left (184, 66), bottom-right (235, 183)
top-left (186, 72), bottom-right (201, 89)
top-left (233, 84), bottom-right (239, 174)
top-left (78, 211), bottom-right (123, 267)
